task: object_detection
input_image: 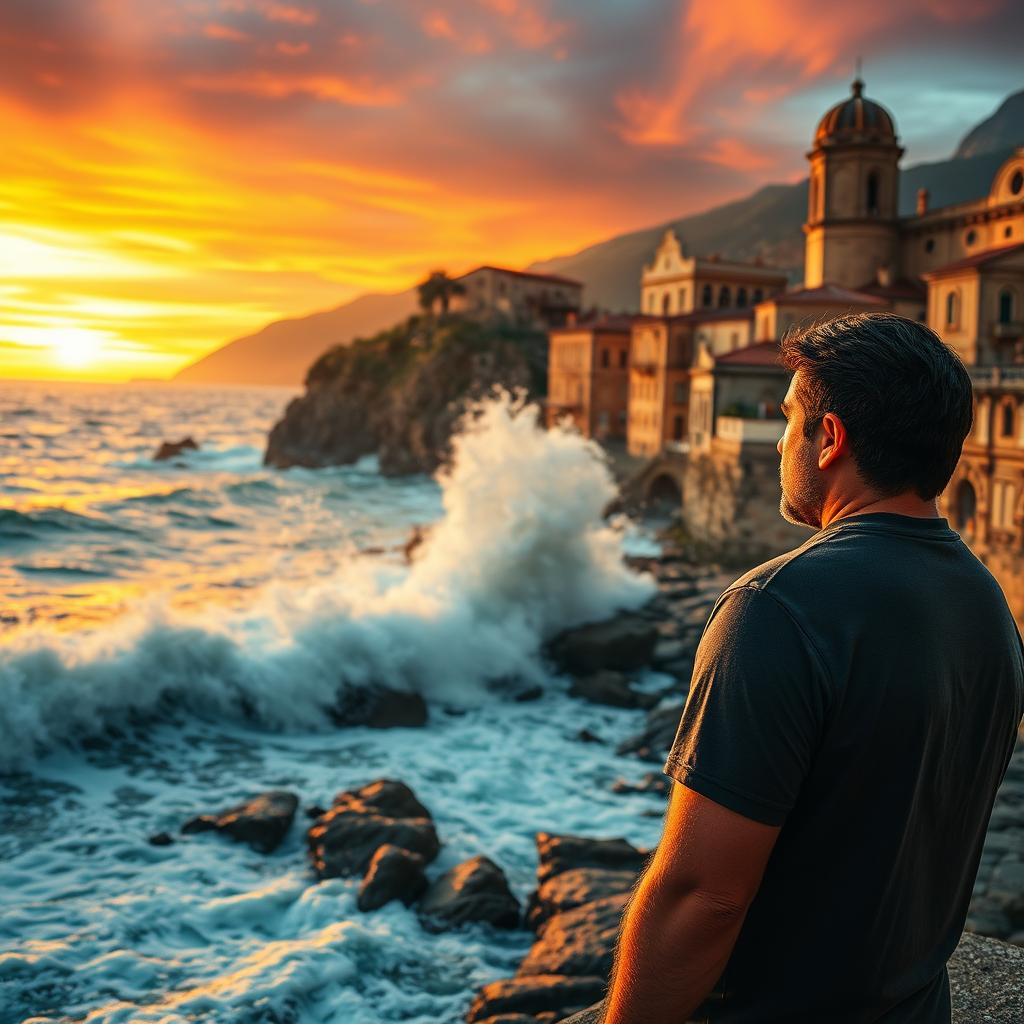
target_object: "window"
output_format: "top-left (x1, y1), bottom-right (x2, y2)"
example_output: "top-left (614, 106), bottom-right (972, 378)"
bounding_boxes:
top-left (1007, 226), bottom-right (1014, 240)
top-left (601, 348), bottom-right (610, 368)
top-left (966, 229), bottom-right (977, 246)
top-left (672, 415), bottom-right (684, 440)
top-left (673, 383), bottom-right (686, 403)
top-left (925, 238), bottom-right (935, 253)
top-left (678, 287), bottom-right (687, 309)
top-left (701, 284), bottom-right (713, 307)
top-left (1012, 170), bottom-right (1023, 196)
top-left (737, 287), bottom-right (747, 307)
top-left (619, 349), bottom-right (627, 369)
top-left (1002, 402), bottom-right (1015, 439)
top-left (809, 176), bottom-right (818, 219)
top-left (752, 288), bottom-right (764, 304)
top-left (866, 172), bottom-right (880, 216)
top-left (718, 286), bottom-right (731, 308)
top-left (946, 290), bottom-right (960, 327)
top-left (1000, 290), bottom-right (1015, 325)
top-left (662, 293), bottom-right (671, 315)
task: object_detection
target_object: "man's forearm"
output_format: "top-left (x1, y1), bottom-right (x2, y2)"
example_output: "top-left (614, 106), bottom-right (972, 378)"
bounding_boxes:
top-left (600, 862), bottom-right (748, 1024)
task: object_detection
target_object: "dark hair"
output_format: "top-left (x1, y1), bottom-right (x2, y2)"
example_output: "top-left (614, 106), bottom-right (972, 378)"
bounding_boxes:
top-left (779, 312), bottom-right (974, 500)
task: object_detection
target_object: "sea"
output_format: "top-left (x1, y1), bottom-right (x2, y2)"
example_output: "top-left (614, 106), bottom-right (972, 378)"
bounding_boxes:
top-left (0, 380), bottom-right (674, 1024)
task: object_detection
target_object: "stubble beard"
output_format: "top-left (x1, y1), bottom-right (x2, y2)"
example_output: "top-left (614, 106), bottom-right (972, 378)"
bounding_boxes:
top-left (778, 440), bottom-right (824, 531)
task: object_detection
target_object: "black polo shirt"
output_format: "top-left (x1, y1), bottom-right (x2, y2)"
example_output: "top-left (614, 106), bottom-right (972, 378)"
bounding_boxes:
top-left (663, 512), bottom-right (1024, 1022)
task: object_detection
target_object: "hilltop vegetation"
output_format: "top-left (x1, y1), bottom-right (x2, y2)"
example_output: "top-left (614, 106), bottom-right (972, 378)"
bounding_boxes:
top-left (263, 312), bottom-right (548, 475)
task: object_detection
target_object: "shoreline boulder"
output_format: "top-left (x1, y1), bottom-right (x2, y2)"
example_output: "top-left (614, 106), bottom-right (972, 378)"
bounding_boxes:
top-left (181, 790), bottom-right (298, 854)
top-left (418, 855), bottom-right (521, 933)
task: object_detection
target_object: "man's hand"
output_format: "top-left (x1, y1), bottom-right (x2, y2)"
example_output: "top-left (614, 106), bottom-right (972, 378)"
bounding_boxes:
top-left (600, 780), bottom-right (782, 1024)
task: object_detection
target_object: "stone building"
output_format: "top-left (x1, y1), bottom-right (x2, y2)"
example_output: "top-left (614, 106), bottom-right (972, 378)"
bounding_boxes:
top-left (546, 314), bottom-right (634, 439)
top-left (641, 229), bottom-right (787, 316)
top-left (451, 265), bottom-right (583, 329)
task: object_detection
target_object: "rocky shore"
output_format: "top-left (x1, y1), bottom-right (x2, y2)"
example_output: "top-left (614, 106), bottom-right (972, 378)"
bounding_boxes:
top-left (263, 313), bottom-right (547, 475)
top-left (167, 549), bottom-right (1023, 1022)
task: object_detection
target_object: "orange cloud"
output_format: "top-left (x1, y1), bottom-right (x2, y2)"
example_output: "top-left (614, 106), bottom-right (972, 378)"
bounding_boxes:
top-left (182, 71), bottom-right (403, 106)
top-left (203, 22), bottom-right (250, 41)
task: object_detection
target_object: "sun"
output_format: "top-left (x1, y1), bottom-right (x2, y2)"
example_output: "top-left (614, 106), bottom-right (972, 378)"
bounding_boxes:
top-left (43, 326), bottom-right (106, 368)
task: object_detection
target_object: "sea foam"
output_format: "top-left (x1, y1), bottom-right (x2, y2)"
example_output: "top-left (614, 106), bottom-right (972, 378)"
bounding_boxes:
top-left (0, 391), bottom-right (654, 768)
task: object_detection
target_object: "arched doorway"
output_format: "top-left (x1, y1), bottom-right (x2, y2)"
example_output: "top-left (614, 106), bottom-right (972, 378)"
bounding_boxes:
top-left (955, 479), bottom-right (977, 540)
top-left (646, 473), bottom-right (683, 509)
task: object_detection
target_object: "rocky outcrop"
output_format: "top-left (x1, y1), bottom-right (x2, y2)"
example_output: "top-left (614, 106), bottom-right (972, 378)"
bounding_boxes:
top-left (264, 313), bottom-right (548, 476)
top-left (568, 670), bottom-right (659, 710)
top-left (181, 790), bottom-right (298, 853)
top-left (466, 975), bottom-right (607, 1024)
top-left (357, 844), bottom-right (428, 912)
top-left (154, 437), bottom-right (198, 461)
top-left (418, 855), bottom-right (521, 933)
top-left (307, 778), bottom-right (440, 879)
top-left (329, 686), bottom-right (429, 729)
top-left (615, 703), bottom-right (685, 763)
top-left (547, 614), bottom-right (658, 676)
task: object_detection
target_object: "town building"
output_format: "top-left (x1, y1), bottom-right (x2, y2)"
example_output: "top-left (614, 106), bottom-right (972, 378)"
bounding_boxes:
top-left (640, 229), bottom-right (788, 317)
top-left (450, 265), bottom-right (583, 329)
top-left (546, 314), bottom-right (634, 439)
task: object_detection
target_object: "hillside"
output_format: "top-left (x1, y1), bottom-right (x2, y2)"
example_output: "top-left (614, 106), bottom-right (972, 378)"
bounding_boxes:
top-left (174, 289), bottom-right (419, 386)
top-left (174, 88), bottom-right (1023, 385)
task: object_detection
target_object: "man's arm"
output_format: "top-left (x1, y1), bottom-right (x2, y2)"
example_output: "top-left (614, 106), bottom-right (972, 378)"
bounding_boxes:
top-left (600, 781), bottom-right (781, 1024)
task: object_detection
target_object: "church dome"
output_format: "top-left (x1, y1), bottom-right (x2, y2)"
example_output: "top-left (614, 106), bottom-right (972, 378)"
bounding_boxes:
top-left (814, 78), bottom-right (897, 147)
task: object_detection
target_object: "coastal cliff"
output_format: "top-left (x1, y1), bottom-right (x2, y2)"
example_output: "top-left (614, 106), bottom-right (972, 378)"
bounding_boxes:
top-left (264, 312), bottom-right (547, 475)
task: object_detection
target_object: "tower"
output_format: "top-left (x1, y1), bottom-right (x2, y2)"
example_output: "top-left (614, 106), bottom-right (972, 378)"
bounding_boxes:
top-left (804, 77), bottom-right (904, 289)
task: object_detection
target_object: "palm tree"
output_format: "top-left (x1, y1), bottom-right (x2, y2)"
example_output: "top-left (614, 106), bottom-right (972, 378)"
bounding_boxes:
top-left (417, 270), bottom-right (466, 316)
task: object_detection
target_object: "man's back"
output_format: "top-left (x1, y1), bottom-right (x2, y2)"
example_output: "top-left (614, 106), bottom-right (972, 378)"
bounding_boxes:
top-left (663, 511), bottom-right (1024, 1022)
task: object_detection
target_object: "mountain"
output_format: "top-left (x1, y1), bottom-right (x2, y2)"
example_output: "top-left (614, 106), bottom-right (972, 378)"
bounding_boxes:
top-left (174, 89), bottom-right (1023, 385)
top-left (174, 289), bottom-right (419, 386)
top-left (955, 89), bottom-right (1024, 159)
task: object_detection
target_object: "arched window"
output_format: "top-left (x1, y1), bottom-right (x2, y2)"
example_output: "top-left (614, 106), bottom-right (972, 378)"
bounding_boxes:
top-left (1002, 402), bottom-right (1015, 438)
top-left (752, 288), bottom-right (764, 304)
top-left (678, 287), bottom-right (687, 309)
top-left (809, 176), bottom-right (818, 220)
top-left (662, 293), bottom-right (671, 315)
top-left (866, 172), bottom-right (880, 216)
top-left (946, 290), bottom-right (959, 327)
top-left (701, 284), bottom-right (713, 307)
top-left (999, 289), bottom-right (1014, 325)
top-left (737, 287), bottom-right (748, 307)
top-left (718, 286), bottom-right (731, 308)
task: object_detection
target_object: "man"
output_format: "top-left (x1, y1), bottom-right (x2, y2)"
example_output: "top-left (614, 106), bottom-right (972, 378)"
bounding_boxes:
top-left (599, 312), bottom-right (1024, 1022)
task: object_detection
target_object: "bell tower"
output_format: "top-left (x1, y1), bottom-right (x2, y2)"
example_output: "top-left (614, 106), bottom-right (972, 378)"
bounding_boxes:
top-left (804, 77), bottom-right (903, 289)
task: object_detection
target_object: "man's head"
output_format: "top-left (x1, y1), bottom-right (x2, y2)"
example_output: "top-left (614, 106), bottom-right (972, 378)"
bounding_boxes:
top-left (775, 311), bottom-right (974, 530)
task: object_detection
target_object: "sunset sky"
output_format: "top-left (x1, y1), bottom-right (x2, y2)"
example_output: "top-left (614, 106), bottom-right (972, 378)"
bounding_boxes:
top-left (1, 0), bottom-right (1022, 381)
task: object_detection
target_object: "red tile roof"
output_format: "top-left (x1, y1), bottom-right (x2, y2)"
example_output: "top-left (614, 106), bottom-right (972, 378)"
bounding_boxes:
top-left (767, 283), bottom-right (887, 306)
top-left (921, 242), bottom-right (1024, 279)
top-left (855, 277), bottom-right (927, 301)
top-left (714, 341), bottom-right (785, 367)
top-left (460, 264), bottom-right (583, 287)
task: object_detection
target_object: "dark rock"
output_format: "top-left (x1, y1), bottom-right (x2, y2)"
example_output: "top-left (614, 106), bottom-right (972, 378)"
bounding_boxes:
top-left (181, 790), bottom-right (298, 854)
top-left (417, 855), bottom-right (520, 932)
top-left (465, 975), bottom-right (607, 1024)
top-left (148, 831), bottom-right (174, 846)
top-left (305, 805), bottom-right (327, 820)
top-left (357, 843), bottom-right (427, 912)
top-left (308, 778), bottom-right (439, 879)
top-left (569, 670), bottom-right (655, 710)
top-left (610, 772), bottom-right (670, 797)
top-left (154, 437), bottom-right (199, 461)
top-left (547, 614), bottom-right (659, 676)
top-left (330, 686), bottom-right (428, 729)
top-left (526, 867), bottom-right (637, 931)
top-left (518, 893), bottom-right (629, 978)
top-left (513, 685), bottom-right (544, 703)
top-left (575, 728), bottom-right (603, 744)
top-left (535, 832), bottom-right (649, 886)
top-left (615, 702), bottom-right (684, 763)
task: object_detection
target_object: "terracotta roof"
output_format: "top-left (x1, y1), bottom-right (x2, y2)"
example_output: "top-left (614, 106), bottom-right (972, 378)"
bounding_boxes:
top-left (921, 242), bottom-right (1024, 280)
top-left (767, 283), bottom-right (887, 307)
top-left (855, 277), bottom-right (927, 301)
top-left (550, 313), bottom-right (638, 334)
top-left (460, 264), bottom-right (583, 288)
top-left (714, 341), bottom-right (785, 367)
top-left (634, 307), bottom-right (756, 325)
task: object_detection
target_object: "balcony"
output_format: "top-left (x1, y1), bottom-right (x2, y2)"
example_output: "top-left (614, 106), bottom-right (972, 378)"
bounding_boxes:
top-left (716, 415), bottom-right (785, 445)
top-left (994, 321), bottom-right (1024, 341)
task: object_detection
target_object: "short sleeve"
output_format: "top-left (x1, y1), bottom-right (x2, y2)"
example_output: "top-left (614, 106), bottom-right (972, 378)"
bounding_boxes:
top-left (662, 585), bottom-right (833, 826)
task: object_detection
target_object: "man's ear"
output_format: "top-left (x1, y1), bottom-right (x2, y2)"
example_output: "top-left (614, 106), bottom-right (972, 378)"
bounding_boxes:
top-left (818, 412), bottom-right (846, 469)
